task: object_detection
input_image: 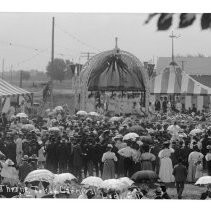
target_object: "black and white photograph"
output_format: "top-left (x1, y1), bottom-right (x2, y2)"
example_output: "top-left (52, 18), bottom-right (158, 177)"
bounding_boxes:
top-left (0, 3), bottom-right (211, 201)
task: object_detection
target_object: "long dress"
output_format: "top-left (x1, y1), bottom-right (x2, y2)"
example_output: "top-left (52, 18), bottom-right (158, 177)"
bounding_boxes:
top-left (205, 153), bottom-right (211, 176)
top-left (158, 148), bottom-right (175, 183)
top-left (140, 152), bottom-right (156, 171)
top-left (102, 151), bottom-right (117, 180)
top-left (187, 151), bottom-right (204, 182)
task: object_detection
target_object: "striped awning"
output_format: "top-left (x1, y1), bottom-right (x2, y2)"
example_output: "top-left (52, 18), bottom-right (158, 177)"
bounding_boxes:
top-left (0, 78), bottom-right (31, 97)
top-left (150, 63), bottom-right (211, 95)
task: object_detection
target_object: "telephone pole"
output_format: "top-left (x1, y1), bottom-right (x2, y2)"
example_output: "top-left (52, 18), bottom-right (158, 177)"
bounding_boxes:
top-left (81, 52), bottom-right (95, 61)
top-left (10, 64), bottom-right (13, 82)
top-left (19, 70), bottom-right (23, 88)
top-left (50, 17), bottom-right (55, 109)
top-left (169, 31), bottom-right (180, 65)
top-left (2, 58), bottom-right (4, 79)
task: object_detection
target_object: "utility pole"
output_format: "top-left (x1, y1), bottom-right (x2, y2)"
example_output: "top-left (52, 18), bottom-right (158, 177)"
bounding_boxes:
top-left (2, 58), bottom-right (4, 79)
top-left (169, 31), bottom-right (180, 64)
top-left (19, 70), bottom-right (23, 88)
top-left (50, 16), bottom-right (55, 109)
top-left (10, 64), bottom-right (13, 82)
top-left (81, 52), bottom-right (95, 62)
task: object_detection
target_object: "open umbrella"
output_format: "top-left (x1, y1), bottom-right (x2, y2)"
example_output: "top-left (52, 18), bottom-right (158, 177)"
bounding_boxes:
top-left (123, 132), bottom-right (139, 141)
top-left (53, 173), bottom-right (77, 185)
top-left (24, 169), bottom-right (55, 183)
top-left (102, 179), bottom-right (127, 191)
top-left (48, 127), bottom-right (60, 132)
top-left (195, 176), bottom-right (211, 185)
top-left (128, 125), bottom-right (146, 135)
top-left (54, 106), bottom-right (63, 112)
top-left (21, 124), bottom-right (35, 131)
top-left (76, 110), bottom-right (88, 116)
top-left (118, 177), bottom-right (134, 187)
top-left (16, 113), bottom-right (28, 118)
top-left (131, 170), bottom-right (158, 183)
top-left (190, 128), bottom-right (203, 136)
top-left (109, 116), bottom-right (122, 122)
top-left (88, 112), bottom-right (99, 117)
top-left (81, 176), bottom-right (103, 188)
top-left (140, 136), bottom-right (154, 144)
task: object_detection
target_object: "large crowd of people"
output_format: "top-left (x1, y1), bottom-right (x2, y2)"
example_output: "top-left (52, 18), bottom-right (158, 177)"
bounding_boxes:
top-left (0, 102), bottom-right (211, 199)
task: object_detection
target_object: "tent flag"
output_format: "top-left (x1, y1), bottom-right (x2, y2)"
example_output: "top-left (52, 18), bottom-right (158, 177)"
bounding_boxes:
top-left (150, 63), bottom-right (211, 95)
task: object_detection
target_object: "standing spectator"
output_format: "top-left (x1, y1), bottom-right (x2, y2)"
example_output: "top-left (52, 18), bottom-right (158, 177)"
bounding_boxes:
top-left (118, 142), bottom-right (134, 177)
top-left (172, 158), bottom-right (188, 199)
top-left (140, 144), bottom-right (156, 170)
top-left (154, 98), bottom-right (161, 112)
top-left (15, 133), bottom-right (23, 166)
top-left (187, 145), bottom-right (204, 183)
top-left (205, 145), bottom-right (211, 175)
top-left (158, 141), bottom-right (175, 183)
top-left (19, 155), bottom-right (33, 183)
top-left (56, 138), bottom-right (68, 173)
top-left (102, 144), bottom-right (117, 180)
top-left (162, 97), bottom-right (168, 113)
top-left (72, 142), bottom-right (83, 181)
top-left (195, 160), bottom-right (203, 180)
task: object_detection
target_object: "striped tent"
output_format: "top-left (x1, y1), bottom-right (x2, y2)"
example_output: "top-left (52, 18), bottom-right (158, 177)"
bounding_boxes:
top-left (150, 63), bottom-right (211, 95)
top-left (0, 78), bottom-right (30, 97)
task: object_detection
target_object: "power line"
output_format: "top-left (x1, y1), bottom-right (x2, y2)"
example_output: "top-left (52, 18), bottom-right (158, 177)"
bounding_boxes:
top-left (55, 23), bottom-right (100, 52)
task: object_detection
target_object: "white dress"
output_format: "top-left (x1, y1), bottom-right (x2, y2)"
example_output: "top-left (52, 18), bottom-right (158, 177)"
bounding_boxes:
top-left (158, 148), bottom-right (175, 183)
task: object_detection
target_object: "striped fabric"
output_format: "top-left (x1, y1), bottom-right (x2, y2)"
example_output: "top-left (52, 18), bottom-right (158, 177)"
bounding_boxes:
top-left (150, 64), bottom-right (211, 95)
top-left (0, 78), bottom-right (30, 97)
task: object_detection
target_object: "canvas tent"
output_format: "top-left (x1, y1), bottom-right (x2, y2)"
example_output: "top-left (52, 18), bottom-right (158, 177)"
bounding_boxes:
top-left (0, 78), bottom-right (32, 111)
top-left (150, 63), bottom-right (211, 110)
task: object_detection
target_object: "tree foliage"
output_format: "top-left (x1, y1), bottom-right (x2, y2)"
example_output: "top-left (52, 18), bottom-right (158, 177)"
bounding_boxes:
top-left (46, 58), bottom-right (66, 82)
top-left (145, 13), bottom-right (211, 31)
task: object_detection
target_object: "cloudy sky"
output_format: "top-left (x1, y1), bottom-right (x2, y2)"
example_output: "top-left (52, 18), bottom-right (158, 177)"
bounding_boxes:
top-left (0, 13), bottom-right (211, 72)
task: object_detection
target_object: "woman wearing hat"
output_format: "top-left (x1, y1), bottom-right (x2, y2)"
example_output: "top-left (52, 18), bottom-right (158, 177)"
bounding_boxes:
top-left (1, 159), bottom-right (19, 186)
top-left (101, 144), bottom-right (117, 180)
top-left (158, 141), bottom-right (175, 183)
top-left (205, 145), bottom-right (211, 175)
top-left (187, 145), bottom-right (204, 183)
top-left (140, 144), bottom-right (156, 171)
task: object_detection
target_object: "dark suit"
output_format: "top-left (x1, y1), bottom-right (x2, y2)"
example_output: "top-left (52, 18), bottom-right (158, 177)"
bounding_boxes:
top-left (172, 163), bottom-right (187, 198)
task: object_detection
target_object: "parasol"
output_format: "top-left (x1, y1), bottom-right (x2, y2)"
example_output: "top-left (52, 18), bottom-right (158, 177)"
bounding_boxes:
top-left (76, 110), bottom-right (88, 116)
top-left (195, 176), bottom-right (211, 185)
top-left (102, 179), bottom-right (127, 191)
top-left (48, 127), bottom-right (60, 132)
top-left (118, 177), bottom-right (134, 187)
top-left (109, 116), bottom-right (122, 122)
top-left (54, 106), bottom-right (63, 112)
top-left (190, 128), bottom-right (203, 136)
top-left (16, 113), bottom-right (28, 118)
top-left (21, 124), bottom-right (35, 131)
top-left (139, 136), bottom-right (154, 144)
top-left (81, 176), bottom-right (103, 188)
top-left (24, 169), bottom-right (55, 183)
top-left (123, 132), bottom-right (139, 141)
top-left (88, 112), bottom-right (100, 117)
top-left (128, 125), bottom-right (146, 135)
top-left (53, 173), bottom-right (77, 185)
top-left (131, 170), bottom-right (158, 183)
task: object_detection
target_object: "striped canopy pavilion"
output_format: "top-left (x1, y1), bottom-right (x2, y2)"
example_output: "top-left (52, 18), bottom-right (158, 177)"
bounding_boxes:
top-left (150, 63), bottom-right (211, 95)
top-left (0, 78), bottom-right (31, 111)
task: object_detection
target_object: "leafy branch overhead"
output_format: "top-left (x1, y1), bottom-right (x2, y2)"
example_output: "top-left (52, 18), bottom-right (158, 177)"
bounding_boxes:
top-left (145, 13), bottom-right (211, 30)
